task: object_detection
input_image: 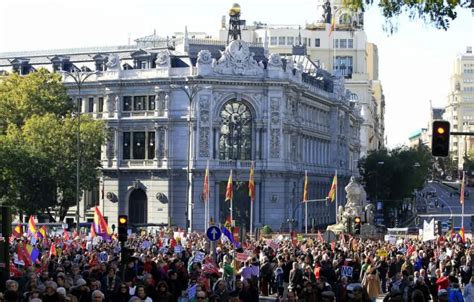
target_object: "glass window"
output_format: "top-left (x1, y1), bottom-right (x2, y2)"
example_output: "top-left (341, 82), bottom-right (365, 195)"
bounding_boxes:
top-left (148, 131), bottom-right (155, 159)
top-left (340, 39), bottom-right (347, 48)
top-left (140, 61), bottom-right (147, 69)
top-left (98, 97), bottom-right (104, 112)
top-left (133, 132), bottom-right (146, 159)
top-left (123, 132), bottom-right (131, 159)
top-left (148, 95), bottom-right (156, 111)
top-left (333, 39), bottom-right (339, 48)
top-left (219, 100), bottom-right (252, 160)
top-left (308, 38), bottom-right (311, 47)
top-left (134, 96), bottom-right (146, 111)
top-left (278, 36), bottom-right (286, 45)
top-left (287, 37), bottom-right (294, 45)
top-left (88, 97), bottom-right (94, 113)
top-left (123, 96), bottom-right (132, 111)
top-left (348, 39), bottom-right (354, 48)
top-left (334, 56), bottom-right (353, 78)
top-left (270, 37), bottom-right (277, 45)
top-left (315, 38), bottom-right (320, 47)
top-left (303, 37), bottom-right (307, 45)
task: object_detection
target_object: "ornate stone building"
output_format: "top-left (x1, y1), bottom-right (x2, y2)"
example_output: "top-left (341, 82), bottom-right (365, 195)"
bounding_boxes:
top-left (0, 35), bottom-right (362, 231)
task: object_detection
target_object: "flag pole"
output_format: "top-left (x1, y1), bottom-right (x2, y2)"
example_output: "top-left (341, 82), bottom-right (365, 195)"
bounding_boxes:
top-left (230, 170), bottom-right (233, 225)
top-left (304, 170), bottom-right (308, 234)
top-left (462, 170), bottom-right (465, 229)
top-left (335, 169), bottom-right (338, 223)
top-left (305, 201), bottom-right (308, 234)
top-left (205, 160), bottom-right (209, 230)
top-left (250, 161), bottom-right (254, 238)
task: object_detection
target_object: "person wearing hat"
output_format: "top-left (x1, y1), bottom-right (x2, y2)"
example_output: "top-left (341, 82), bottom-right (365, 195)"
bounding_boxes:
top-left (69, 279), bottom-right (90, 302)
top-left (43, 281), bottom-right (60, 302)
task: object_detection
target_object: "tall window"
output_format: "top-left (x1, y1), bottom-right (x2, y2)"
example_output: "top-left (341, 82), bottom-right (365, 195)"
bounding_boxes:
top-left (278, 37), bottom-right (286, 45)
top-left (123, 131), bottom-right (155, 160)
top-left (334, 56), bottom-right (353, 79)
top-left (270, 37), bottom-right (277, 45)
top-left (315, 38), bottom-right (320, 47)
top-left (98, 97), bottom-right (104, 112)
top-left (88, 98), bottom-right (94, 112)
top-left (219, 101), bottom-right (252, 160)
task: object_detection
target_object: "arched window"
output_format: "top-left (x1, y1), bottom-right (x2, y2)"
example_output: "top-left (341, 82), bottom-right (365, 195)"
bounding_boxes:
top-left (219, 100), bottom-right (252, 160)
top-left (339, 13), bottom-right (352, 25)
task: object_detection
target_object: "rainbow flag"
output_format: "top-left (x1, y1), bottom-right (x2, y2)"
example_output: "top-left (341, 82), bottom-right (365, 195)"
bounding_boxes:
top-left (27, 216), bottom-right (38, 237)
top-left (93, 207), bottom-right (111, 239)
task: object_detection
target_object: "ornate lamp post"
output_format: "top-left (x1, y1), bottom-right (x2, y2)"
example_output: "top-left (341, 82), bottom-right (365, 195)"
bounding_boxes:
top-left (62, 69), bottom-right (97, 228)
top-left (170, 83), bottom-right (210, 232)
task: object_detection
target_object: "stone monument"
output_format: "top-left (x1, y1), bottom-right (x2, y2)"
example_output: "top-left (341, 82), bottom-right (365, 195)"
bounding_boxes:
top-left (327, 176), bottom-right (380, 237)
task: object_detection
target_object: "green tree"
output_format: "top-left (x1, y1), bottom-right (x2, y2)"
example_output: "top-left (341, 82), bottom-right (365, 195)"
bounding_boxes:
top-left (0, 70), bottom-right (106, 220)
top-left (343, 0), bottom-right (472, 32)
top-left (0, 69), bottom-right (72, 133)
top-left (359, 145), bottom-right (432, 212)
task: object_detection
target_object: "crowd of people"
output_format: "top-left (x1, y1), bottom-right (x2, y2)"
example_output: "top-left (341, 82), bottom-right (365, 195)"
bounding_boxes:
top-left (1, 228), bottom-right (474, 302)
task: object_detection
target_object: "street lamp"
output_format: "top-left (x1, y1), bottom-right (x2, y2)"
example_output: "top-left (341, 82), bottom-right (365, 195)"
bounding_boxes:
top-left (170, 82), bottom-right (210, 232)
top-left (62, 69), bottom-right (98, 229)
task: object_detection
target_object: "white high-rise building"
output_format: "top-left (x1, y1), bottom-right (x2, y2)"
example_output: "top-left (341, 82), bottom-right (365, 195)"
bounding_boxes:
top-left (217, 0), bottom-right (385, 157)
top-left (443, 46), bottom-right (474, 168)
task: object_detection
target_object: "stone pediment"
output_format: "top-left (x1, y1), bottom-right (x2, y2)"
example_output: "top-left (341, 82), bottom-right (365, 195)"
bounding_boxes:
top-left (197, 40), bottom-right (264, 77)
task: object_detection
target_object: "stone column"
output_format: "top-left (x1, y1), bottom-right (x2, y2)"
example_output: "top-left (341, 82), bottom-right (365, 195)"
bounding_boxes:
top-left (113, 128), bottom-right (119, 167)
top-left (154, 123), bottom-right (160, 162)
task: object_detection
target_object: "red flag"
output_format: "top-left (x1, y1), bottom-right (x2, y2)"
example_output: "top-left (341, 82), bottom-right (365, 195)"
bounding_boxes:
top-left (16, 244), bottom-right (32, 267)
top-left (73, 230), bottom-right (78, 239)
top-left (49, 243), bottom-right (57, 258)
top-left (459, 227), bottom-right (466, 243)
top-left (407, 244), bottom-right (415, 257)
top-left (63, 229), bottom-right (70, 241)
top-left (12, 224), bottom-right (22, 238)
top-left (9, 262), bottom-right (22, 278)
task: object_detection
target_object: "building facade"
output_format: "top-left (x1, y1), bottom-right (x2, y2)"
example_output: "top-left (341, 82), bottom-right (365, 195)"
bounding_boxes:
top-left (0, 13), bottom-right (362, 233)
top-left (216, 0), bottom-right (385, 158)
top-left (443, 46), bottom-right (474, 168)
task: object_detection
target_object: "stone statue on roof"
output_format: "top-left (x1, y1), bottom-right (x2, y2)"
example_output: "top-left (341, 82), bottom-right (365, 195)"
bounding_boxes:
top-left (323, 0), bottom-right (332, 24)
top-left (106, 54), bottom-right (120, 71)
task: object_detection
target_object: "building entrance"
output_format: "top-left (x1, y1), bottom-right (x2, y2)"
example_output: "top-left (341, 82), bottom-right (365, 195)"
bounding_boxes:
top-left (129, 188), bottom-right (147, 225)
top-left (219, 181), bottom-right (250, 230)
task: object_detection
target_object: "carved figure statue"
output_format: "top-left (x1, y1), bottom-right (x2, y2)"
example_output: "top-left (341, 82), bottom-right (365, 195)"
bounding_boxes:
top-left (106, 54), bottom-right (120, 70)
top-left (197, 49), bottom-right (213, 65)
top-left (338, 205), bottom-right (345, 224)
top-left (345, 176), bottom-right (362, 208)
top-left (323, 0), bottom-right (332, 24)
top-left (365, 204), bottom-right (375, 224)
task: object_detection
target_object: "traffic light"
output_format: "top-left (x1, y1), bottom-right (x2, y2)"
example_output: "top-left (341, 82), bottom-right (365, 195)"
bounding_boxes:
top-left (431, 121), bottom-right (450, 157)
top-left (118, 215), bottom-right (128, 242)
top-left (354, 217), bottom-right (361, 235)
top-left (437, 220), bottom-right (442, 235)
top-left (448, 217), bottom-right (453, 230)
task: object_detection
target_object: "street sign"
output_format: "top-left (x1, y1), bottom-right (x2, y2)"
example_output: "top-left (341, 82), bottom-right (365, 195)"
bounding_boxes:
top-left (206, 226), bottom-right (221, 241)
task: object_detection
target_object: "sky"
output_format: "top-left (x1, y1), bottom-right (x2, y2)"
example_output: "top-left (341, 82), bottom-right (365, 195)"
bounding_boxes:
top-left (0, 0), bottom-right (473, 147)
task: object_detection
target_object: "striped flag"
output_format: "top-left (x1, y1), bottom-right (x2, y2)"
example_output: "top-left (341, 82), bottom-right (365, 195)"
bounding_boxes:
top-left (38, 226), bottom-right (47, 239)
top-left (459, 227), bottom-right (465, 243)
top-left (460, 171), bottom-right (465, 205)
top-left (203, 163), bottom-right (209, 202)
top-left (12, 224), bottom-right (22, 238)
top-left (225, 170), bottom-right (233, 202)
top-left (249, 162), bottom-right (255, 202)
top-left (329, 15), bottom-right (336, 36)
top-left (303, 170), bottom-right (309, 202)
top-left (93, 207), bottom-right (111, 239)
top-left (27, 216), bottom-right (37, 237)
top-left (327, 173), bottom-right (337, 202)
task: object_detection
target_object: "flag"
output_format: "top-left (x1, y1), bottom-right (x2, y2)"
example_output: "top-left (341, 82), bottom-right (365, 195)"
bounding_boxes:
top-left (93, 207), bottom-right (111, 239)
top-left (90, 224), bottom-right (97, 238)
top-left (49, 243), bottom-right (57, 258)
top-left (407, 244), bottom-right (415, 257)
top-left (12, 224), bottom-right (22, 238)
top-left (224, 216), bottom-right (232, 229)
top-left (249, 162), bottom-right (255, 202)
top-left (27, 216), bottom-right (38, 237)
top-left (221, 226), bottom-right (235, 244)
top-left (63, 229), bottom-right (70, 241)
top-left (303, 170), bottom-right (308, 202)
top-left (30, 247), bottom-right (40, 264)
top-left (38, 226), bottom-right (47, 239)
top-left (460, 171), bottom-right (465, 205)
top-left (459, 227), bottom-right (465, 243)
top-left (203, 164), bottom-right (210, 202)
top-left (225, 170), bottom-right (233, 202)
top-left (17, 244), bottom-right (32, 267)
top-left (327, 173), bottom-right (337, 202)
top-left (329, 15), bottom-right (336, 36)
top-left (73, 230), bottom-right (78, 239)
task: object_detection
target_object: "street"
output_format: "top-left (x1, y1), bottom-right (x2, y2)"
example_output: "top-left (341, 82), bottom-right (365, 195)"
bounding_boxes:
top-left (416, 181), bottom-right (474, 230)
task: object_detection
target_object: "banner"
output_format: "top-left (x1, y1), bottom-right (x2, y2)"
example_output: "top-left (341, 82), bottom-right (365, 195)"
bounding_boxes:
top-left (236, 252), bottom-right (249, 262)
top-left (423, 218), bottom-right (435, 242)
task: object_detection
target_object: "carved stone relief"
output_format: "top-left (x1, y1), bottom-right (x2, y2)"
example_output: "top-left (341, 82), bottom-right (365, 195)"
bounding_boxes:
top-left (213, 40), bottom-right (264, 76)
top-left (270, 129), bottom-right (281, 158)
top-left (199, 95), bottom-right (211, 157)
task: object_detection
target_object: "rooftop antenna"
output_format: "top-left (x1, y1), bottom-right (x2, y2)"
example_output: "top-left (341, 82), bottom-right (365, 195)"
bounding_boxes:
top-left (227, 3), bottom-right (246, 44)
